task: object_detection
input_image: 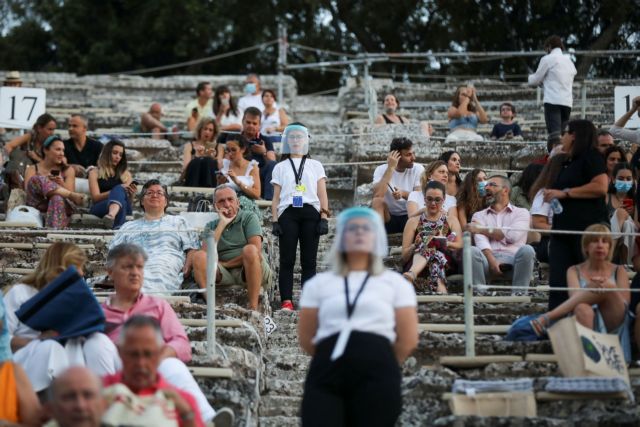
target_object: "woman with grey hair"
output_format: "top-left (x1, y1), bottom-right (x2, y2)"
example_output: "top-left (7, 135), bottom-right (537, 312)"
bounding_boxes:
top-left (298, 207), bottom-right (418, 426)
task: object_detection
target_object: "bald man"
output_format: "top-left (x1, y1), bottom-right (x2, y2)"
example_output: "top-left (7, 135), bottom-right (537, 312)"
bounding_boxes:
top-left (140, 103), bottom-right (170, 140)
top-left (46, 366), bottom-right (105, 427)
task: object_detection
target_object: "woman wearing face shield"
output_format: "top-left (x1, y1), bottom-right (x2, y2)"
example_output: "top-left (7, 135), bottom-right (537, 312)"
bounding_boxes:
top-left (298, 207), bottom-right (418, 427)
top-left (271, 123), bottom-right (330, 311)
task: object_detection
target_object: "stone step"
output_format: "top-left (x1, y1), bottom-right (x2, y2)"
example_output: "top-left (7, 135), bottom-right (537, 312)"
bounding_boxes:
top-left (258, 395), bottom-right (302, 418)
top-left (257, 415), bottom-right (301, 427)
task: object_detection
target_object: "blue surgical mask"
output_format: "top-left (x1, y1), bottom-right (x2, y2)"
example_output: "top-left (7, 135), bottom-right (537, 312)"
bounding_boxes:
top-left (244, 83), bottom-right (256, 94)
top-left (615, 180), bottom-right (633, 193)
top-left (477, 181), bottom-right (487, 196)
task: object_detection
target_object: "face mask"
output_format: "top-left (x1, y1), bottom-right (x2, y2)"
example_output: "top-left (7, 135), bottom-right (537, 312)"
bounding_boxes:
top-left (477, 181), bottom-right (487, 196)
top-left (615, 180), bottom-right (633, 193)
top-left (244, 83), bottom-right (256, 94)
top-left (385, 107), bottom-right (395, 115)
top-left (221, 98), bottom-right (229, 106)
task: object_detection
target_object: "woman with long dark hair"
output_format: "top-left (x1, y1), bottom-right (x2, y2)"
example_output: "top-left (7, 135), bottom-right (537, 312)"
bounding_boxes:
top-left (445, 86), bottom-right (488, 142)
top-left (24, 135), bottom-right (86, 228)
top-left (543, 120), bottom-right (608, 310)
top-left (213, 85), bottom-right (242, 132)
top-left (298, 207), bottom-right (418, 426)
top-left (605, 162), bottom-right (638, 264)
top-left (271, 123), bottom-right (329, 311)
top-left (456, 168), bottom-right (487, 229)
top-left (88, 139), bottom-right (135, 229)
top-left (439, 150), bottom-right (462, 196)
top-left (4, 113), bottom-right (57, 189)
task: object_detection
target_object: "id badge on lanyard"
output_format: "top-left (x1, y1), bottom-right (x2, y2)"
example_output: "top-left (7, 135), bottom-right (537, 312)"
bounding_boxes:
top-left (330, 274), bottom-right (370, 361)
top-left (289, 157), bottom-right (306, 208)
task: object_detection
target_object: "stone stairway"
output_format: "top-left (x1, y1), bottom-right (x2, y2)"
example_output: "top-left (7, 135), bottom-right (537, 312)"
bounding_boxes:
top-left (4, 72), bottom-right (640, 425)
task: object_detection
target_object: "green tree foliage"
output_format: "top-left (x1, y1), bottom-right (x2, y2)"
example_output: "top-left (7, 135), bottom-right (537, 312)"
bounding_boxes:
top-left (0, 0), bottom-right (638, 92)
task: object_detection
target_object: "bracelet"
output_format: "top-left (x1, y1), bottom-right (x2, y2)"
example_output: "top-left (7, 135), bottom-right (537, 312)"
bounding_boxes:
top-left (320, 208), bottom-right (331, 217)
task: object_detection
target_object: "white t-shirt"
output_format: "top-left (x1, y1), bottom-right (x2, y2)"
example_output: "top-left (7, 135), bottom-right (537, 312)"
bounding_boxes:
top-left (219, 112), bottom-right (241, 128)
top-left (238, 93), bottom-right (275, 114)
top-left (300, 270), bottom-right (417, 344)
top-left (407, 191), bottom-right (456, 212)
top-left (4, 284), bottom-right (39, 340)
top-left (372, 163), bottom-right (425, 216)
top-left (530, 189), bottom-right (553, 225)
top-left (271, 157), bottom-right (327, 217)
top-left (184, 99), bottom-right (214, 120)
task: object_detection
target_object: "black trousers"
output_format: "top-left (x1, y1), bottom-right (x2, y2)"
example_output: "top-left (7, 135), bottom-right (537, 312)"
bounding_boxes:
top-left (548, 234), bottom-right (583, 310)
top-left (302, 332), bottom-right (402, 427)
top-left (544, 103), bottom-right (572, 140)
top-left (278, 204), bottom-right (320, 301)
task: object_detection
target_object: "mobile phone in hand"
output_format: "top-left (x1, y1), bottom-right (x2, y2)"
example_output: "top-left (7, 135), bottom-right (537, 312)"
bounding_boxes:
top-left (51, 169), bottom-right (60, 177)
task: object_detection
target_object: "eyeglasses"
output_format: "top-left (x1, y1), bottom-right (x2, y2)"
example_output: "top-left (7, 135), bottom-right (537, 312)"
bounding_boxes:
top-left (144, 191), bottom-right (165, 197)
top-left (345, 223), bottom-right (373, 234)
top-left (425, 196), bottom-right (443, 204)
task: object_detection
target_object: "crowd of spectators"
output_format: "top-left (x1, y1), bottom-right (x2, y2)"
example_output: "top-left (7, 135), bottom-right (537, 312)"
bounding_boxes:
top-left (2, 36), bottom-right (640, 424)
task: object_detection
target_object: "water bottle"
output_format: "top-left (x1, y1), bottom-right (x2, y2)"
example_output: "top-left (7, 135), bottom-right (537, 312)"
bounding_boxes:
top-left (550, 198), bottom-right (563, 214)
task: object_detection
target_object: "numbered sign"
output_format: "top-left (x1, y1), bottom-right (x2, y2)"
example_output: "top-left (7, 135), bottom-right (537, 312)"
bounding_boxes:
top-left (614, 86), bottom-right (640, 129)
top-left (0, 87), bottom-right (47, 129)
top-left (263, 315), bottom-right (277, 336)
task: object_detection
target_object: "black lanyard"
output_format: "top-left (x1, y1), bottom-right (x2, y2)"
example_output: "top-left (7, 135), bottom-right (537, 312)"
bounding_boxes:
top-left (344, 273), bottom-right (370, 319)
top-left (288, 156), bottom-right (306, 185)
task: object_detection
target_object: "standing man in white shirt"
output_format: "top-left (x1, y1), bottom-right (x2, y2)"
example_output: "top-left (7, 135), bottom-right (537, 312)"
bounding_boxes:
top-left (238, 73), bottom-right (270, 114)
top-left (372, 138), bottom-right (424, 234)
top-left (185, 82), bottom-right (214, 131)
top-left (528, 35), bottom-right (577, 147)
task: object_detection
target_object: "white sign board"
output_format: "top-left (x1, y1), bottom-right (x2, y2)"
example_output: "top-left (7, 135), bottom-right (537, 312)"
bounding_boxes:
top-left (0, 87), bottom-right (47, 129)
top-left (614, 86), bottom-right (640, 129)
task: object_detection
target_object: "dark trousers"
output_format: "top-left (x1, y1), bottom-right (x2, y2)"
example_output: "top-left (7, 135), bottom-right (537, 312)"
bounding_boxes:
top-left (89, 185), bottom-right (131, 228)
top-left (544, 103), bottom-right (572, 140)
top-left (260, 160), bottom-right (276, 200)
top-left (302, 332), bottom-right (402, 427)
top-left (548, 234), bottom-right (583, 310)
top-left (278, 204), bottom-right (320, 301)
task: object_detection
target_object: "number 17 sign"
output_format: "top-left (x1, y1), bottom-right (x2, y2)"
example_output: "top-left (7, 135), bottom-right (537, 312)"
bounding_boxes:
top-left (0, 87), bottom-right (47, 129)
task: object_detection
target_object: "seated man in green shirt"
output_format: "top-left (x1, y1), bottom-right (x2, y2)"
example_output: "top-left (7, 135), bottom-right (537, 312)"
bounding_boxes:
top-left (192, 184), bottom-right (271, 310)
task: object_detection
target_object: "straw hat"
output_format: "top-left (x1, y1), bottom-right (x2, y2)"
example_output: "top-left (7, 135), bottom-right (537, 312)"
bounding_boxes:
top-left (3, 71), bottom-right (22, 85)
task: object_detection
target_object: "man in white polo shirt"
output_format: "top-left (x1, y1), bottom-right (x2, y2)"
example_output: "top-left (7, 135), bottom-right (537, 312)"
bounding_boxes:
top-left (372, 137), bottom-right (424, 234)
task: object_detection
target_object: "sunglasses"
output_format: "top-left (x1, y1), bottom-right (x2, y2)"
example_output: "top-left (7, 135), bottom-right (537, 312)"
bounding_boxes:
top-left (425, 196), bottom-right (443, 204)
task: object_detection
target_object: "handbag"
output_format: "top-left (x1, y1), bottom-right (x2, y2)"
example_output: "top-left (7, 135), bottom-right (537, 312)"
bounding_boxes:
top-left (101, 383), bottom-right (180, 427)
top-left (548, 316), bottom-right (630, 386)
top-left (6, 205), bottom-right (43, 227)
top-left (14, 266), bottom-right (105, 341)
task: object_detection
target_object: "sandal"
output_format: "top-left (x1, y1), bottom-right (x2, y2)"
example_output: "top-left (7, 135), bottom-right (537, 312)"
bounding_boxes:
top-left (530, 314), bottom-right (550, 337)
top-left (403, 271), bottom-right (417, 284)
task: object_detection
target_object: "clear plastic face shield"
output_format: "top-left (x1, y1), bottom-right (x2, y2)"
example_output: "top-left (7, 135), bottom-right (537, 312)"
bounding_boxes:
top-left (329, 207), bottom-right (389, 258)
top-left (281, 124), bottom-right (310, 156)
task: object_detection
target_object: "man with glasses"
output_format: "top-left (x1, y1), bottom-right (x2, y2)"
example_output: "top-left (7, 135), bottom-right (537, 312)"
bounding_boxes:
top-left (109, 179), bottom-right (199, 293)
top-left (465, 175), bottom-right (535, 294)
